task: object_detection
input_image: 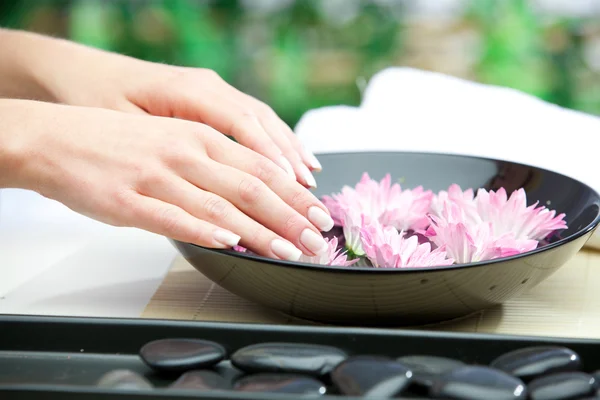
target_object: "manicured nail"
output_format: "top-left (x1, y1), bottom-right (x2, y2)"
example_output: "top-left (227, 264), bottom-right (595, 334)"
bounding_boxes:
top-left (271, 239), bottom-right (302, 261)
top-left (299, 164), bottom-right (317, 189)
top-left (278, 155), bottom-right (296, 179)
top-left (308, 206), bottom-right (334, 232)
top-left (213, 229), bottom-right (241, 247)
top-left (306, 151), bottom-right (322, 171)
top-left (300, 229), bottom-right (328, 255)
top-left (300, 143), bottom-right (322, 171)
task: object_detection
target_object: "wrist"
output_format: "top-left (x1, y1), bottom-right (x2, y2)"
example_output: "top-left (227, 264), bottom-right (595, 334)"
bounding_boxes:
top-left (0, 99), bottom-right (54, 191)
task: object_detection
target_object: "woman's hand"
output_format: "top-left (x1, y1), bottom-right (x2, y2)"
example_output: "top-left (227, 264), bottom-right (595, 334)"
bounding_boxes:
top-left (0, 100), bottom-right (334, 261)
top-left (0, 29), bottom-right (321, 188)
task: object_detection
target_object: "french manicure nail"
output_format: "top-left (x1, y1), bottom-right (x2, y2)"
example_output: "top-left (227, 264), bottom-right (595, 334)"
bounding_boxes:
top-left (299, 164), bottom-right (317, 189)
top-left (300, 229), bottom-right (328, 255)
top-left (306, 151), bottom-right (322, 171)
top-left (279, 155), bottom-right (296, 179)
top-left (308, 206), bottom-right (334, 232)
top-left (300, 144), bottom-right (322, 171)
top-left (213, 229), bottom-right (241, 247)
top-left (271, 239), bottom-right (302, 261)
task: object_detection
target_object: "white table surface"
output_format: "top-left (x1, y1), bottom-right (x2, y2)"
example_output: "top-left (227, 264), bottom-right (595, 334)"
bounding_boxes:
top-left (0, 188), bottom-right (178, 318)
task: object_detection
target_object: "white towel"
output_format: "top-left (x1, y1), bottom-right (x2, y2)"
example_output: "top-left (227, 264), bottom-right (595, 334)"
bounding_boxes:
top-left (294, 67), bottom-right (600, 248)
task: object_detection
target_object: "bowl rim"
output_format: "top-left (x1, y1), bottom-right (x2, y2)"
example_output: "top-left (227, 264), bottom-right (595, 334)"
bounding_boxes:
top-left (178, 150), bottom-right (600, 274)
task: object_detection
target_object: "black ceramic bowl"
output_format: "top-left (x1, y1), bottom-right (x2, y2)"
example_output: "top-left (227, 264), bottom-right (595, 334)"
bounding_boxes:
top-left (171, 152), bottom-right (600, 327)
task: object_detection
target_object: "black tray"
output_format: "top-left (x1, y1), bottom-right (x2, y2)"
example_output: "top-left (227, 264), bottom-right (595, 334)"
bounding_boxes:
top-left (1, 314), bottom-right (600, 399)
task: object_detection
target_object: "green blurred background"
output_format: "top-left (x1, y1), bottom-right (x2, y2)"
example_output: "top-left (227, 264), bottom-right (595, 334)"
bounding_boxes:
top-left (1, 0), bottom-right (599, 127)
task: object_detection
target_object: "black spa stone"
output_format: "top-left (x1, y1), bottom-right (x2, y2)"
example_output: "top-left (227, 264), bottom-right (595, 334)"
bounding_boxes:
top-left (139, 338), bottom-right (226, 373)
top-left (230, 342), bottom-right (347, 376)
top-left (430, 365), bottom-right (527, 400)
top-left (96, 369), bottom-right (153, 390)
top-left (490, 346), bottom-right (582, 381)
top-left (396, 355), bottom-right (465, 387)
top-left (330, 355), bottom-right (413, 398)
top-left (528, 372), bottom-right (596, 400)
top-left (169, 370), bottom-right (231, 391)
top-left (233, 373), bottom-right (327, 396)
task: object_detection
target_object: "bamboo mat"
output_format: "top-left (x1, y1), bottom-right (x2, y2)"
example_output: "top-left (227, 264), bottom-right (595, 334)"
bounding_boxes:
top-left (142, 249), bottom-right (600, 339)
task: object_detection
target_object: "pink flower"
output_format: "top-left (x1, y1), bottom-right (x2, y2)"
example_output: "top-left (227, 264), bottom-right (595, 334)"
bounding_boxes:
top-left (430, 184), bottom-right (479, 226)
top-left (341, 208), bottom-right (369, 256)
top-left (299, 236), bottom-right (359, 267)
top-left (233, 245), bottom-right (247, 253)
top-left (322, 173), bottom-right (433, 232)
top-left (475, 187), bottom-right (568, 241)
top-left (237, 177), bottom-right (567, 268)
top-left (321, 173), bottom-right (390, 225)
top-left (360, 222), bottom-right (454, 268)
top-left (426, 202), bottom-right (538, 264)
top-left (381, 185), bottom-right (433, 232)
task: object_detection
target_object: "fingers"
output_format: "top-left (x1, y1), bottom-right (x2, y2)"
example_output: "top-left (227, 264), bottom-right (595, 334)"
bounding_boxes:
top-left (282, 124), bottom-right (323, 172)
top-left (220, 85), bottom-right (322, 188)
top-left (135, 173), bottom-right (307, 261)
top-left (226, 110), bottom-right (298, 183)
top-left (185, 158), bottom-right (330, 256)
top-left (117, 101), bottom-right (149, 115)
top-left (159, 70), bottom-right (320, 188)
top-left (257, 110), bottom-right (318, 189)
top-left (201, 130), bottom-right (335, 234)
top-left (120, 192), bottom-right (241, 249)
top-left (241, 93), bottom-right (322, 174)
top-left (167, 81), bottom-right (298, 183)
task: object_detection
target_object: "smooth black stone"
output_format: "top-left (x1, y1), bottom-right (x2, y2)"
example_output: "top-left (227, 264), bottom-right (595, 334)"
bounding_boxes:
top-left (330, 355), bottom-right (413, 397)
top-left (97, 369), bottom-right (153, 390)
top-left (528, 372), bottom-right (595, 400)
top-left (139, 338), bottom-right (226, 373)
top-left (231, 342), bottom-right (347, 377)
top-left (169, 370), bottom-right (231, 391)
top-left (430, 366), bottom-right (527, 400)
top-left (397, 355), bottom-right (464, 387)
top-left (233, 373), bottom-right (326, 396)
top-left (490, 346), bottom-right (581, 381)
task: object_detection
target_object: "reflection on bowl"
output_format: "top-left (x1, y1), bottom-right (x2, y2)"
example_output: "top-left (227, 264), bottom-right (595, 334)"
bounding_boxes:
top-left (171, 152), bottom-right (600, 326)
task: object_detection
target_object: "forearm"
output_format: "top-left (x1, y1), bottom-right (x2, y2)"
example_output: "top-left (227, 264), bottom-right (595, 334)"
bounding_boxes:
top-left (0, 28), bottom-right (146, 106)
top-left (0, 29), bottom-right (58, 101)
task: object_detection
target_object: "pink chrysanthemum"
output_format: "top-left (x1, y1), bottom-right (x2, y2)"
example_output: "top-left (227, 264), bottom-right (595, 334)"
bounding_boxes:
top-left (299, 236), bottom-right (359, 267)
top-left (475, 187), bottom-right (567, 241)
top-left (233, 177), bottom-right (567, 268)
top-left (430, 184), bottom-right (480, 226)
top-left (426, 201), bottom-right (539, 264)
top-left (341, 208), bottom-right (369, 256)
top-left (360, 222), bottom-right (454, 268)
top-left (322, 173), bottom-right (433, 233)
top-left (431, 185), bottom-right (568, 242)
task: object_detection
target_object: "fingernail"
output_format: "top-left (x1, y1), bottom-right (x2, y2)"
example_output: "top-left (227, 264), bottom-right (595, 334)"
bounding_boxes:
top-left (300, 229), bottom-right (328, 255)
top-left (271, 239), bottom-right (302, 261)
top-left (306, 151), bottom-right (322, 171)
top-left (300, 143), bottom-right (322, 171)
top-left (278, 155), bottom-right (296, 179)
top-left (308, 206), bottom-right (334, 232)
top-left (213, 229), bottom-right (241, 247)
top-left (299, 164), bottom-right (317, 189)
